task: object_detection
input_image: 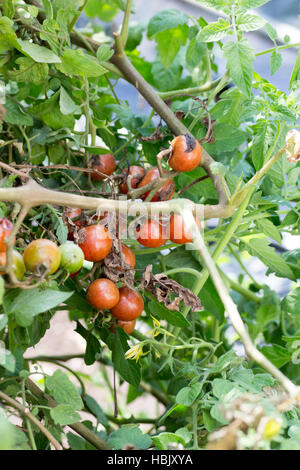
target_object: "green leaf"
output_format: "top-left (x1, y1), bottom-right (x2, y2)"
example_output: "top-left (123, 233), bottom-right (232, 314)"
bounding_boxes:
top-left (261, 344), bottom-right (291, 368)
top-left (264, 23), bottom-right (278, 41)
top-left (4, 99), bottom-right (33, 127)
top-left (85, 0), bottom-right (118, 21)
top-left (152, 430), bottom-right (189, 450)
top-left (151, 57), bottom-right (182, 92)
top-left (281, 250), bottom-right (300, 279)
top-left (236, 13), bottom-right (266, 32)
top-left (282, 287), bottom-right (300, 316)
top-left (0, 345), bottom-right (16, 373)
top-left (9, 57), bottom-right (48, 84)
top-left (0, 314), bottom-right (7, 331)
top-left (256, 304), bottom-right (279, 328)
top-left (270, 51), bottom-right (282, 75)
top-left (83, 395), bottom-right (109, 428)
top-left (2, 0), bottom-right (14, 19)
top-left (59, 87), bottom-right (78, 115)
top-left (156, 25), bottom-right (188, 68)
top-left (50, 404), bottom-right (81, 425)
top-left (203, 123), bottom-right (247, 154)
top-left (251, 122), bottom-right (273, 170)
top-left (289, 50), bottom-right (300, 89)
top-left (256, 218), bottom-right (281, 244)
top-left (96, 44), bottom-right (114, 62)
top-left (8, 288), bottom-right (73, 327)
top-left (75, 322), bottom-right (101, 366)
top-left (185, 37), bottom-right (206, 70)
top-left (17, 39), bottom-right (61, 63)
top-left (57, 49), bottom-right (107, 77)
top-left (203, 410), bottom-right (219, 432)
top-left (243, 238), bottom-right (295, 281)
top-left (238, 0), bottom-right (270, 7)
top-left (46, 369), bottom-right (83, 410)
top-left (100, 329), bottom-right (141, 388)
top-left (176, 382), bottom-right (202, 406)
top-left (223, 38), bottom-right (255, 97)
top-left (107, 426), bottom-right (152, 450)
top-left (29, 91), bottom-right (75, 130)
top-left (67, 432), bottom-right (86, 450)
top-left (148, 299), bottom-right (190, 328)
top-left (42, 0), bottom-right (53, 19)
top-left (199, 18), bottom-right (231, 42)
top-left (0, 16), bottom-right (21, 52)
top-left (147, 9), bottom-right (188, 38)
top-left (212, 379), bottom-right (236, 399)
top-left (126, 23), bottom-right (145, 51)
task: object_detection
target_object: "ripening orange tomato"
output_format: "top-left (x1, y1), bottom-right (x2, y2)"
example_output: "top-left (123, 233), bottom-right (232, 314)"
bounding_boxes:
top-left (136, 219), bottom-right (168, 248)
top-left (120, 244), bottom-right (135, 269)
top-left (168, 134), bottom-right (202, 172)
top-left (137, 167), bottom-right (175, 201)
top-left (169, 214), bottom-right (201, 244)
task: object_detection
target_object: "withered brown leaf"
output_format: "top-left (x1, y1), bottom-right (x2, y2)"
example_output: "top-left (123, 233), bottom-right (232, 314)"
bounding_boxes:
top-left (103, 239), bottom-right (135, 288)
top-left (140, 265), bottom-right (202, 312)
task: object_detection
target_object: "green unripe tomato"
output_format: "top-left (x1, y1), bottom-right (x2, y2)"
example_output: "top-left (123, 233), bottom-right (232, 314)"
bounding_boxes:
top-left (13, 250), bottom-right (26, 281)
top-left (59, 242), bottom-right (84, 274)
top-left (0, 250), bottom-right (25, 281)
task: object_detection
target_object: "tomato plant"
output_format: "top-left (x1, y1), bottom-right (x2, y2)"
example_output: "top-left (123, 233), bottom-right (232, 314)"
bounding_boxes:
top-left (0, 0), bottom-right (299, 454)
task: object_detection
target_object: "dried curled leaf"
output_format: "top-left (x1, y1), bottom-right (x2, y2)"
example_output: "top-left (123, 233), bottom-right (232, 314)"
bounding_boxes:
top-left (103, 239), bottom-right (135, 288)
top-left (140, 265), bottom-right (202, 312)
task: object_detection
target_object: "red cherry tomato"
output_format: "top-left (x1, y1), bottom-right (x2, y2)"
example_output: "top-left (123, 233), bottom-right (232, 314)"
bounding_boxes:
top-left (0, 218), bottom-right (13, 252)
top-left (91, 154), bottom-right (116, 181)
top-left (137, 167), bottom-right (175, 201)
top-left (136, 219), bottom-right (168, 248)
top-left (169, 134), bottom-right (202, 172)
top-left (110, 286), bottom-right (144, 321)
top-left (169, 214), bottom-right (201, 244)
top-left (78, 224), bottom-right (112, 262)
top-left (23, 239), bottom-right (61, 275)
top-left (120, 244), bottom-right (135, 269)
top-left (86, 278), bottom-right (120, 310)
top-left (119, 165), bottom-right (145, 194)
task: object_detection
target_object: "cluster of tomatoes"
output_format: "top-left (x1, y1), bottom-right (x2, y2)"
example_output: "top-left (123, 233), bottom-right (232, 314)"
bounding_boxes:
top-left (0, 135), bottom-right (203, 335)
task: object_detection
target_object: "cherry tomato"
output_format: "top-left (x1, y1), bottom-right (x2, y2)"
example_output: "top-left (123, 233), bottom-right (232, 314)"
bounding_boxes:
top-left (0, 250), bottom-right (25, 281)
top-left (112, 319), bottom-right (136, 335)
top-left (169, 134), bottom-right (202, 172)
top-left (120, 244), bottom-right (135, 269)
top-left (110, 286), bottom-right (144, 321)
top-left (78, 224), bottom-right (112, 262)
top-left (169, 214), bottom-right (201, 244)
top-left (91, 154), bottom-right (116, 181)
top-left (23, 239), bottom-right (61, 275)
top-left (119, 165), bottom-right (145, 194)
top-left (86, 278), bottom-right (120, 310)
top-left (0, 218), bottom-right (13, 252)
top-left (136, 219), bottom-right (168, 248)
top-left (59, 242), bottom-right (84, 274)
top-left (137, 167), bottom-right (175, 201)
